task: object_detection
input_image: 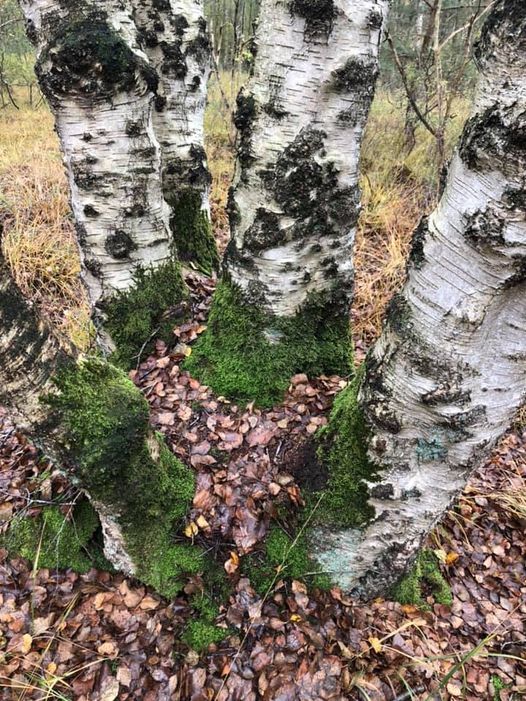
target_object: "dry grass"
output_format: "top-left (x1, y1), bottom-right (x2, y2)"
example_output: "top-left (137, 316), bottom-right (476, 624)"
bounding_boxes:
top-left (0, 103), bottom-right (92, 350)
top-left (353, 92), bottom-right (470, 352)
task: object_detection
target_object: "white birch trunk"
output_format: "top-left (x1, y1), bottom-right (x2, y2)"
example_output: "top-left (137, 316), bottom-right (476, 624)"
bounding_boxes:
top-left (132, 0), bottom-right (215, 268)
top-left (0, 247), bottom-right (136, 572)
top-left (311, 0), bottom-right (526, 596)
top-left (19, 0), bottom-right (174, 321)
top-left (225, 0), bottom-right (389, 317)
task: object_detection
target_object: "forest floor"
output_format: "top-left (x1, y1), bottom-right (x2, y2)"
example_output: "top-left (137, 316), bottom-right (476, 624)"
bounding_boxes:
top-left (0, 270), bottom-right (525, 701)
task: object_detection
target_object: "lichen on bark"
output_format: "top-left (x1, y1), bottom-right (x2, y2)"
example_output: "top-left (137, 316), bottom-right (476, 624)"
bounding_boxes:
top-left (36, 13), bottom-right (158, 105)
top-left (185, 279), bottom-right (352, 407)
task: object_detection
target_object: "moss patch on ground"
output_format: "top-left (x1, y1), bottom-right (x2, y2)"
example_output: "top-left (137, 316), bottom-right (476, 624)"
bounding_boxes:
top-left (185, 280), bottom-right (352, 407)
top-left (243, 525), bottom-right (331, 596)
top-left (315, 365), bottom-right (378, 529)
top-left (169, 191), bottom-right (219, 275)
top-left (103, 260), bottom-right (187, 369)
top-left (46, 358), bottom-right (203, 597)
top-left (182, 591), bottom-right (230, 652)
top-left (3, 500), bottom-right (100, 573)
top-left (392, 550), bottom-right (452, 609)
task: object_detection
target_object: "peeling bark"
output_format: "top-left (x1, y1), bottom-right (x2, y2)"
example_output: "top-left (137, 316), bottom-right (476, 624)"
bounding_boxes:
top-left (19, 0), bottom-right (176, 350)
top-left (311, 0), bottom-right (526, 597)
top-left (225, 0), bottom-right (388, 318)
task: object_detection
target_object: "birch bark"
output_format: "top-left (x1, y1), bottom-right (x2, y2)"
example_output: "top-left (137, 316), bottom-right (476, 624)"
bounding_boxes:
top-left (227, 0), bottom-right (388, 315)
top-left (19, 0), bottom-right (184, 361)
top-left (132, 0), bottom-right (218, 272)
top-left (311, 0), bottom-right (526, 597)
top-left (188, 0), bottom-right (389, 405)
top-left (0, 237), bottom-right (198, 593)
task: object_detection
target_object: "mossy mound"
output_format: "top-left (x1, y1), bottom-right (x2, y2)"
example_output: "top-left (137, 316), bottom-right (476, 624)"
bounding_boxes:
top-left (392, 550), bottom-right (453, 609)
top-left (315, 366), bottom-right (378, 529)
top-left (185, 280), bottom-right (352, 407)
top-left (243, 526), bottom-right (331, 596)
top-left (182, 619), bottom-right (229, 652)
top-left (3, 500), bottom-right (101, 573)
top-left (103, 260), bottom-right (187, 369)
top-left (182, 591), bottom-right (229, 652)
top-left (169, 191), bottom-right (219, 275)
top-left (47, 358), bottom-right (202, 597)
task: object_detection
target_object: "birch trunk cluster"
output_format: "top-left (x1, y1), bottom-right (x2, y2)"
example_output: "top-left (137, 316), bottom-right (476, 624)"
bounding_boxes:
top-left (18, 0), bottom-right (214, 352)
top-left (225, 0), bottom-right (388, 319)
top-left (312, 0), bottom-right (526, 597)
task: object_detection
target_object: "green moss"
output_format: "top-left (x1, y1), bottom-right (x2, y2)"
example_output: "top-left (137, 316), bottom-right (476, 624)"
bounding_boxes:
top-left (4, 500), bottom-right (99, 573)
top-left (315, 366), bottom-right (378, 528)
top-left (183, 591), bottom-right (229, 653)
top-left (103, 259), bottom-right (187, 369)
top-left (491, 675), bottom-right (509, 701)
top-left (169, 190), bottom-right (219, 275)
top-left (185, 280), bottom-right (352, 407)
top-left (392, 550), bottom-right (452, 610)
top-left (243, 526), bottom-right (331, 596)
top-left (182, 620), bottom-right (229, 652)
top-left (46, 358), bottom-right (203, 597)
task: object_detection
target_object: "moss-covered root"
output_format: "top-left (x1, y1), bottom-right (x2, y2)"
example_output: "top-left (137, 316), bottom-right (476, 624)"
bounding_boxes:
top-left (102, 259), bottom-right (187, 370)
top-left (315, 365), bottom-right (378, 529)
top-left (46, 358), bottom-right (203, 597)
top-left (3, 500), bottom-right (101, 573)
top-left (169, 191), bottom-right (219, 276)
top-left (243, 526), bottom-right (331, 596)
top-left (392, 550), bottom-right (453, 609)
top-left (185, 279), bottom-right (352, 407)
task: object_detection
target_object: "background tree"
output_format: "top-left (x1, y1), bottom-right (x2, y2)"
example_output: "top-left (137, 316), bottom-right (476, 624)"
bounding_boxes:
top-left (187, 0), bottom-right (389, 407)
top-left (311, 0), bottom-right (526, 597)
top-left (384, 0), bottom-right (493, 171)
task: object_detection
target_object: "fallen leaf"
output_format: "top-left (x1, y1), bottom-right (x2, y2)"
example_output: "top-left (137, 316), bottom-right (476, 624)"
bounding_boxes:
top-left (21, 634), bottom-right (32, 654)
top-left (369, 637), bottom-right (383, 653)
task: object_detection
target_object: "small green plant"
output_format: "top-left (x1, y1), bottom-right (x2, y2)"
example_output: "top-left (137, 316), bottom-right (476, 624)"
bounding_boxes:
top-left (393, 549), bottom-right (452, 609)
top-left (243, 525), bottom-right (331, 596)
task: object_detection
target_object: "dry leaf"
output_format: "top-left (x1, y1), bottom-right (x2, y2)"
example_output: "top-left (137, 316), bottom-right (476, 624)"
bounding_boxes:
top-left (368, 637), bottom-right (383, 653)
top-left (21, 634), bottom-right (32, 654)
top-left (185, 521), bottom-right (199, 538)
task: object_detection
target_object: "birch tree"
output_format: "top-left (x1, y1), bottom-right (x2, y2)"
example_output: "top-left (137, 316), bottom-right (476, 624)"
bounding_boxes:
top-left (311, 0), bottom-right (526, 597)
top-left (187, 0), bottom-right (389, 406)
top-left (132, 0), bottom-right (218, 273)
top-left (18, 0), bottom-right (216, 367)
top-left (0, 234), bottom-right (202, 596)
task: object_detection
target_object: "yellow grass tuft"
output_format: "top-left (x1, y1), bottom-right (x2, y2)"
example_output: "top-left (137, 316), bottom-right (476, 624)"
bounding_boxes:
top-left (0, 104), bottom-right (92, 350)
